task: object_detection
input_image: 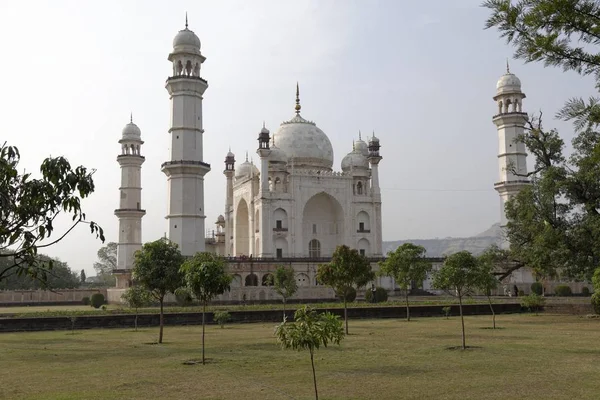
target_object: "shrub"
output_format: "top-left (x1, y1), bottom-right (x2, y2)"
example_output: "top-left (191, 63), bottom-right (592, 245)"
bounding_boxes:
top-left (82, 297), bottom-right (90, 306)
top-left (364, 287), bottom-right (389, 303)
top-left (518, 290), bottom-right (525, 297)
top-left (442, 306), bottom-right (451, 319)
top-left (90, 293), bottom-right (105, 309)
top-left (581, 287), bottom-right (591, 296)
top-left (554, 285), bottom-right (573, 297)
top-left (337, 287), bottom-right (356, 303)
top-left (213, 311), bottom-right (231, 328)
top-left (520, 293), bottom-right (545, 314)
top-left (531, 282), bottom-right (543, 295)
top-left (591, 293), bottom-right (600, 315)
top-left (175, 289), bottom-right (194, 307)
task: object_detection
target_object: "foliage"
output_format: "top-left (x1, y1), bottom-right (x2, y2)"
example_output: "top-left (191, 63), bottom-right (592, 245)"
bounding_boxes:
top-left (180, 252), bottom-right (232, 364)
top-left (133, 238), bottom-right (183, 343)
top-left (121, 285), bottom-right (152, 331)
top-left (80, 269), bottom-right (86, 284)
top-left (317, 245), bottom-right (374, 334)
top-left (364, 286), bottom-right (388, 303)
top-left (554, 285), bottom-right (573, 296)
top-left (442, 306), bottom-right (452, 319)
top-left (275, 306), bottom-right (344, 400)
top-left (518, 290), bottom-right (525, 296)
top-left (433, 251), bottom-right (481, 349)
top-left (268, 265), bottom-right (298, 320)
top-left (531, 282), bottom-right (544, 295)
top-left (337, 286), bottom-right (356, 303)
top-left (69, 316), bottom-right (77, 335)
top-left (476, 251), bottom-right (501, 328)
top-left (591, 293), bottom-right (600, 314)
top-left (0, 142), bottom-right (104, 286)
top-left (484, 0), bottom-right (600, 281)
top-left (92, 242), bottom-right (117, 286)
top-left (520, 293), bottom-right (546, 314)
top-left (82, 297), bottom-right (90, 306)
top-left (379, 243), bottom-right (431, 320)
top-left (175, 288), bottom-right (194, 306)
top-left (0, 254), bottom-right (79, 290)
top-left (90, 293), bottom-right (105, 309)
top-left (214, 311), bottom-right (231, 328)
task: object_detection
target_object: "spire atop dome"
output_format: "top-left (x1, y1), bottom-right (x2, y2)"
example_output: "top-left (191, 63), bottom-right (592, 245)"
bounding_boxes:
top-left (130, 112), bottom-right (133, 123)
top-left (295, 82), bottom-right (301, 115)
top-left (506, 58), bottom-right (510, 74)
top-left (245, 151), bottom-right (248, 162)
top-left (185, 12), bottom-right (188, 29)
top-left (359, 130), bottom-right (362, 140)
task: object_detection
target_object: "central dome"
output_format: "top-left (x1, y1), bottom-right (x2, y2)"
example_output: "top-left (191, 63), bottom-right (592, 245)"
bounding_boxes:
top-left (272, 85), bottom-right (333, 170)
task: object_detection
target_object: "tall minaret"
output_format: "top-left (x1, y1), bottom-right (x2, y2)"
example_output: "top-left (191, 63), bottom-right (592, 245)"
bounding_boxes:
top-left (161, 16), bottom-right (210, 256)
top-left (368, 133), bottom-right (383, 256)
top-left (223, 149), bottom-right (235, 256)
top-left (114, 116), bottom-right (146, 288)
top-left (257, 123), bottom-right (272, 257)
top-left (493, 62), bottom-right (530, 227)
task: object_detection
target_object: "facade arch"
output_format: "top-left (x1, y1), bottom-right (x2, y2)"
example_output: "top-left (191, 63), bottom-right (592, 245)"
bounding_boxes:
top-left (357, 238), bottom-right (371, 257)
top-left (357, 211), bottom-right (370, 232)
top-left (245, 273), bottom-right (258, 287)
top-left (296, 272), bottom-right (310, 287)
top-left (273, 208), bottom-right (288, 230)
top-left (274, 237), bottom-right (288, 258)
top-left (235, 198), bottom-right (250, 256)
top-left (302, 192), bottom-right (344, 257)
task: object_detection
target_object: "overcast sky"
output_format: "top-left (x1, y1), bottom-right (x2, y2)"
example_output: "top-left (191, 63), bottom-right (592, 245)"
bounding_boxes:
top-left (0, 0), bottom-right (595, 276)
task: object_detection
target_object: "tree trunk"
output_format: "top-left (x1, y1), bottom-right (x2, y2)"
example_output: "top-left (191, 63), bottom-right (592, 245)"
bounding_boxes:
top-left (202, 301), bottom-right (206, 365)
top-left (282, 297), bottom-right (286, 321)
top-left (158, 297), bottom-right (164, 344)
top-left (343, 297), bottom-right (348, 335)
top-left (405, 291), bottom-right (410, 322)
top-left (487, 295), bottom-right (496, 329)
top-left (134, 310), bottom-right (138, 332)
top-left (310, 348), bottom-right (319, 400)
top-left (458, 292), bottom-right (466, 349)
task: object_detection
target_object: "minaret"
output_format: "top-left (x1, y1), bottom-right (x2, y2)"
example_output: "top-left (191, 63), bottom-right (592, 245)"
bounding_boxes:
top-left (368, 133), bottom-right (383, 256)
top-left (161, 17), bottom-right (210, 256)
top-left (223, 149), bottom-right (235, 256)
top-left (492, 62), bottom-right (530, 227)
top-left (256, 123), bottom-right (272, 257)
top-left (114, 115), bottom-right (146, 288)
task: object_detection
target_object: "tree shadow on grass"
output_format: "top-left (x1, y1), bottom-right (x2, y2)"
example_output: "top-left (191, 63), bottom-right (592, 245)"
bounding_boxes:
top-left (445, 346), bottom-right (482, 351)
top-left (479, 327), bottom-right (506, 330)
top-left (336, 365), bottom-right (430, 377)
top-left (182, 358), bottom-right (217, 365)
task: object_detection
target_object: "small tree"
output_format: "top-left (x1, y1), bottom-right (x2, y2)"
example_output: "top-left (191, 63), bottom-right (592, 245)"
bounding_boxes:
top-left (121, 285), bottom-right (152, 331)
top-left (275, 306), bottom-right (344, 400)
top-left (476, 252), bottom-right (500, 329)
top-left (213, 311), bottom-right (231, 328)
top-left (433, 251), bottom-right (480, 349)
top-left (133, 238), bottom-right (184, 344)
top-left (268, 265), bottom-right (298, 320)
top-left (80, 269), bottom-right (86, 284)
top-left (379, 243), bottom-right (432, 321)
top-left (180, 252), bottom-right (232, 365)
top-left (316, 245), bottom-right (375, 334)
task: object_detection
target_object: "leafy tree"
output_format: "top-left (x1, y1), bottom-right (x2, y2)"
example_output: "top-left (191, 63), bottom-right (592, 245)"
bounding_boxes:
top-left (483, 0), bottom-right (600, 280)
top-left (379, 243), bottom-right (432, 321)
top-left (80, 269), bottom-right (86, 284)
top-left (275, 306), bottom-right (344, 400)
top-left (132, 238), bottom-right (184, 344)
top-left (433, 251), bottom-right (481, 349)
top-left (93, 242), bottom-right (117, 286)
top-left (0, 254), bottom-right (78, 290)
top-left (121, 285), bottom-right (152, 331)
top-left (476, 250), bottom-right (501, 329)
top-left (213, 311), bottom-right (231, 328)
top-left (316, 245), bottom-right (375, 334)
top-left (268, 265), bottom-right (298, 320)
top-left (0, 142), bottom-right (104, 285)
top-left (180, 252), bottom-right (232, 364)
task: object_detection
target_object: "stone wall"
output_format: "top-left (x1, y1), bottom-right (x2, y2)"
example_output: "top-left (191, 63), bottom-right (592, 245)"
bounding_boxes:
top-left (0, 289), bottom-right (107, 306)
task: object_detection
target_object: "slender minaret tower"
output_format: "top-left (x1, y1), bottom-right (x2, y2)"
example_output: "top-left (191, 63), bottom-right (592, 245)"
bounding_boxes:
top-left (114, 115), bottom-right (145, 288)
top-left (493, 62), bottom-right (530, 227)
top-left (161, 16), bottom-right (210, 256)
top-left (367, 133), bottom-right (383, 256)
top-left (256, 123), bottom-right (272, 257)
top-left (223, 149), bottom-right (235, 256)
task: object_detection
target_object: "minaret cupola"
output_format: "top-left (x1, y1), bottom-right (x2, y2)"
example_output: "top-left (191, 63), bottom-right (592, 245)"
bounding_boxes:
top-left (225, 149), bottom-right (236, 172)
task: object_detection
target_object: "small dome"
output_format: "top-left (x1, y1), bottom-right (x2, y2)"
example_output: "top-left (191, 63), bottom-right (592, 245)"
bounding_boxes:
top-left (122, 121), bottom-right (141, 140)
top-left (173, 27), bottom-right (201, 53)
top-left (369, 135), bottom-right (380, 143)
top-left (235, 160), bottom-right (259, 178)
top-left (216, 214), bottom-right (225, 223)
top-left (341, 150), bottom-right (369, 172)
top-left (496, 72), bottom-right (521, 95)
top-left (269, 144), bottom-right (288, 164)
top-left (227, 150), bottom-right (235, 158)
top-left (354, 139), bottom-right (369, 157)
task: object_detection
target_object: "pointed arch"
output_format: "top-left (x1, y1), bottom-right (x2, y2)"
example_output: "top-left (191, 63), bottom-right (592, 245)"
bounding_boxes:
top-left (235, 198), bottom-right (249, 256)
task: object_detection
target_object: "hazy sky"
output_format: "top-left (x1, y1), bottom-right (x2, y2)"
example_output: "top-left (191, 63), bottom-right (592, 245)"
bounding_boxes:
top-left (0, 0), bottom-right (595, 276)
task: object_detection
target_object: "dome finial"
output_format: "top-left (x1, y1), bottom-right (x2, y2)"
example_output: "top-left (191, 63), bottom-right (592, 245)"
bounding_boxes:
top-left (245, 151), bottom-right (248, 162)
top-left (352, 139), bottom-right (355, 152)
top-left (359, 130), bottom-right (362, 140)
top-left (506, 58), bottom-right (510, 74)
top-left (263, 120), bottom-right (265, 129)
top-left (295, 82), bottom-right (301, 115)
top-left (185, 12), bottom-right (188, 29)
top-left (130, 112), bottom-right (133, 123)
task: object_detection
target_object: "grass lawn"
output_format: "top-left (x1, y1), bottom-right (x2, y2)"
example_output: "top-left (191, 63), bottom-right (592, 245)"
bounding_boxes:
top-left (1, 314), bottom-right (598, 400)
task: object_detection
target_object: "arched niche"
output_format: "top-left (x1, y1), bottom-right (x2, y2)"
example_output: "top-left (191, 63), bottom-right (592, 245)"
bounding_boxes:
top-left (235, 198), bottom-right (249, 256)
top-left (302, 192), bottom-right (344, 257)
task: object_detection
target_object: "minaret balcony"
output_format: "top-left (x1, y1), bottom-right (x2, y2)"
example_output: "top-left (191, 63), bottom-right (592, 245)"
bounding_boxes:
top-left (161, 160), bottom-right (211, 176)
top-left (114, 208), bottom-right (146, 217)
top-left (166, 75), bottom-right (208, 85)
top-left (493, 179), bottom-right (531, 189)
top-left (492, 111), bottom-right (528, 120)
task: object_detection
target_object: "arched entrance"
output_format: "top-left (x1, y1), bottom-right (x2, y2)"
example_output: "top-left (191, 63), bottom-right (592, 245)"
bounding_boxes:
top-left (302, 192), bottom-right (344, 257)
top-left (235, 199), bottom-right (249, 256)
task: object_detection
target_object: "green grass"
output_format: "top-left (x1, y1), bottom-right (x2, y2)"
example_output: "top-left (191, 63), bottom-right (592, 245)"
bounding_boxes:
top-left (1, 314), bottom-right (599, 399)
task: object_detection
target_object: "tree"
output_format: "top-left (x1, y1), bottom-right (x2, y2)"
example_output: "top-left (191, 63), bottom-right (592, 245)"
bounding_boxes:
top-left (93, 242), bottom-right (117, 286)
top-left (180, 252), bottom-right (232, 365)
top-left (316, 245), bottom-right (375, 334)
top-left (268, 265), bottom-right (298, 320)
top-left (80, 269), bottom-right (86, 284)
top-left (121, 285), bottom-right (152, 331)
top-left (0, 254), bottom-right (79, 290)
top-left (0, 142), bottom-right (104, 285)
top-left (132, 238), bottom-right (184, 344)
top-left (483, 0), bottom-right (600, 280)
top-left (476, 249), bottom-right (501, 329)
top-left (275, 306), bottom-right (344, 400)
top-left (433, 251), bottom-right (481, 349)
top-left (379, 243), bottom-right (432, 321)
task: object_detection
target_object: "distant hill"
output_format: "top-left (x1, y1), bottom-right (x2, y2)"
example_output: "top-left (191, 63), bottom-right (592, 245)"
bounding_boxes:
top-left (383, 223), bottom-right (505, 257)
